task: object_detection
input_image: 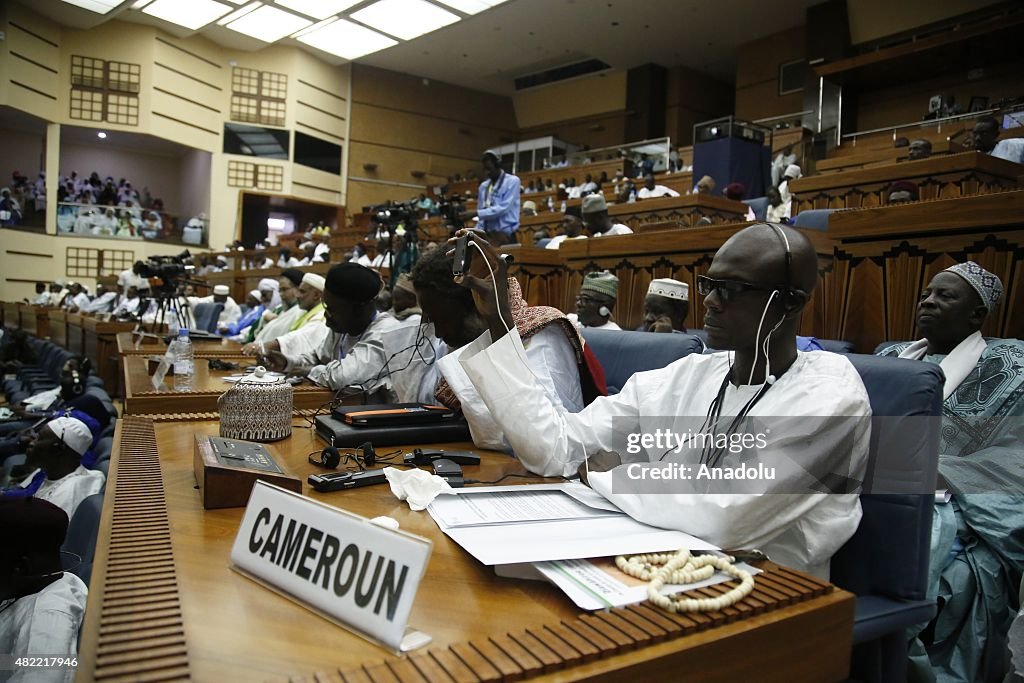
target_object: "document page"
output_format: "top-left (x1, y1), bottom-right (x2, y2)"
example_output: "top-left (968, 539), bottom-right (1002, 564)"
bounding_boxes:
top-left (428, 486), bottom-right (620, 528)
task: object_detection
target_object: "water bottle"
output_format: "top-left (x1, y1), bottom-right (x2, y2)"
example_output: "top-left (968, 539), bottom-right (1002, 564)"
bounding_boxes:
top-left (173, 328), bottom-right (194, 391)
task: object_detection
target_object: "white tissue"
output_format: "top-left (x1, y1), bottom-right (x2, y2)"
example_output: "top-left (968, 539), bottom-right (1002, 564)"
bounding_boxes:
top-left (369, 516), bottom-right (400, 530)
top-left (384, 466), bottom-right (454, 511)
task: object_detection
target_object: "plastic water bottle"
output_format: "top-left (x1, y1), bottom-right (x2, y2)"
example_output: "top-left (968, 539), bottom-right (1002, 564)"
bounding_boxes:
top-left (173, 328), bottom-right (194, 391)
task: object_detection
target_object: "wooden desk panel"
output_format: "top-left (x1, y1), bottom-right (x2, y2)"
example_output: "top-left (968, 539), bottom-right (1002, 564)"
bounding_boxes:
top-left (82, 318), bottom-right (138, 391)
top-left (66, 313), bottom-right (86, 357)
top-left (49, 310), bottom-right (69, 349)
top-left (2, 301), bottom-right (19, 330)
top-left (16, 304), bottom-right (37, 336)
top-left (115, 332), bottom-right (249, 358)
top-left (76, 417), bottom-right (854, 683)
top-left (789, 152), bottom-right (1022, 214)
top-left (122, 355), bottom-right (334, 415)
top-left (822, 191), bottom-right (1024, 350)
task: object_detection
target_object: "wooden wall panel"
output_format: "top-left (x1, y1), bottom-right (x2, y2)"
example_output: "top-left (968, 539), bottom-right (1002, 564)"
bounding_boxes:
top-left (734, 25), bottom-right (806, 122)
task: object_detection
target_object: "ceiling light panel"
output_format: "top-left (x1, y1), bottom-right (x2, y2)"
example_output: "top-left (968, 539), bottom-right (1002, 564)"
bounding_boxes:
top-left (143, 0), bottom-right (234, 30)
top-left (217, 1), bottom-right (262, 25)
top-left (434, 0), bottom-right (507, 12)
top-left (274, 0), bottom-right (362, 20)
top-left (226, 4), bottom-right (312, 41)
top-left (61, 0), bottom-right (122, 13)
top-left (295, 18), bottom-right (397, 60)
top-left (351, 0), bottom-right (460, 40)
top-left (129, 0), bottom-right (154, 10)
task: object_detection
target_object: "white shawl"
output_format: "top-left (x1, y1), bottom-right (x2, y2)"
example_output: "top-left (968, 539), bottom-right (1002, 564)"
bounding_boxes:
top-left (897, 330), bottom-right (986, 400)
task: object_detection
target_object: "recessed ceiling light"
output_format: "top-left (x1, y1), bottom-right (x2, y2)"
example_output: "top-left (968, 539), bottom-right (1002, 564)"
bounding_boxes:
top-left (274, 0), bottom-right (361, 20)
top-left (434, 0), bottom-right (507, 14)
top-left (60, 0), bottom-right (122, 13)
top-left (130, 0), bottom-right (154, 9)
top-left (351, 0), bottom-right (459, 40)
top-left (97, 132), bottom-right (108, 139)
top-left (217, 1), bottom-right (262, 25)
top-left (143, 0), bottom-right (233, 30)
top-left (227, 3), bottom-right (312, 40)
top-left (295, 18), bottom-right (397, 60)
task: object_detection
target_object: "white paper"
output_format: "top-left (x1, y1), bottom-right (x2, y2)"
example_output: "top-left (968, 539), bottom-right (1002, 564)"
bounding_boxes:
top-left (151, 351), bottom-right (172, 390)
top-left (535, 556), bottom-right (760, 610)
top-left (427, 486), bottom-right (619, 528)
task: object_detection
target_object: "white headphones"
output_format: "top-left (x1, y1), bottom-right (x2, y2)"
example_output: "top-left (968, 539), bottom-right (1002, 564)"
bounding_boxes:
top-left (599, 305), bottom-right (611, 317)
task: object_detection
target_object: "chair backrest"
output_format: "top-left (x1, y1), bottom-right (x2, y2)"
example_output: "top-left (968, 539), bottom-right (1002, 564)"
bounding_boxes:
top-left (581, 328), bottom-right (705, 394)
top-left (192, 302), bottom-right (224, 333)
top-left (830, 353), bottom-right (944, 601)
top-left (791, 208), bottom-right (838, 231)
top-left (743, 196), bottom-right (769, 221)
top-left (61, 492), bottom-right (104, 586)
top-left (817, 338), bottom-right (855, 354)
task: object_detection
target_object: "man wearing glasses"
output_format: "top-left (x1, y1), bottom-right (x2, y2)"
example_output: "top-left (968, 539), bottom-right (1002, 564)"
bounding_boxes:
top-left (451, 223), bottom-right (871, 578)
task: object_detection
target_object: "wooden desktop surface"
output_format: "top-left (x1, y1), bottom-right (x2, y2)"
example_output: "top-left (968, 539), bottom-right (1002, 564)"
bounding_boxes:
top-left (115, 331), bottom-right (249, 358)
top-left (77, 417), bottom-right (854, 683)
top-left (121, 355), bottom-right (334, 415)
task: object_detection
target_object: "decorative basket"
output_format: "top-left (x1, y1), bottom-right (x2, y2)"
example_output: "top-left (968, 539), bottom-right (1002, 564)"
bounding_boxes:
top-left (218, 367), bottom-right (292, 442)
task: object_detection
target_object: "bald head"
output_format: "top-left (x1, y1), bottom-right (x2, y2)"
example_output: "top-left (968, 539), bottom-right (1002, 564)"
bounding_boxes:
top-left (715, 223), bottom-right (817, 298)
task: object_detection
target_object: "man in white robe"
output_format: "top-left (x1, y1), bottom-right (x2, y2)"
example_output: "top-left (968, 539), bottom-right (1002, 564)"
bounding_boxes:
top-left (16, 417), bottom-right (104, 522)
top-left (80, 284), bottom-right (117, 314)
top-left (188, 284), bottom-right (241, 327)
top-left (0, 498), bottom-right (88, 683)
top-left (451, 224), bottom-right (871, 578)
top-left (252, 273), bottom-right (327, 359)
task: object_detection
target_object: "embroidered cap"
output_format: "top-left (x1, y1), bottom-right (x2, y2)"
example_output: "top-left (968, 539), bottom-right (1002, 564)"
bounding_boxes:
top-left (945, 262), bottom-right (1003, 313)
top-left (213, 284), bottom-right (230, 296)
top-left (580, 271), bottom-right (619, 300)
top-left (581, 194), bottom-right (608, 214)
top-left (648, 278), bottom-right (689, 301)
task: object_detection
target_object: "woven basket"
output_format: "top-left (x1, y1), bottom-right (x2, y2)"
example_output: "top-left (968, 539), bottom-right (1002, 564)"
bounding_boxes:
top-left (218, 367), bottom-right (292, 442)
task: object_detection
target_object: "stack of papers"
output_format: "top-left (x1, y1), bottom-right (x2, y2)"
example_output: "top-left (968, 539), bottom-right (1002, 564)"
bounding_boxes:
top-left (427, 483), bottom-right (755, 610)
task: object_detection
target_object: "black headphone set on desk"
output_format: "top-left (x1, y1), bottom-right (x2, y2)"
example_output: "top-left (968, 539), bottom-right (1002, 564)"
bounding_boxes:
top-left (309, 441), bottom-right (383, 469)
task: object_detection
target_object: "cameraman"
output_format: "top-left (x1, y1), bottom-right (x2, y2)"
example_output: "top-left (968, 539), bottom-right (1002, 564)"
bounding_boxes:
top-left (461, 150), bottom-right (520, 247)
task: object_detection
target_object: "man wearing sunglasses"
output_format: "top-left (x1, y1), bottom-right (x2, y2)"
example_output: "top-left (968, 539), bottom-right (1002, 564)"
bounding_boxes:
top-left (452, 223), bottom-right (870, 578)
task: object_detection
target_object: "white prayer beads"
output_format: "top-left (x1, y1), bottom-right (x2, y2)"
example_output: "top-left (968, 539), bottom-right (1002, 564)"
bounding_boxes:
top-left (615, 549), bottom-right (755, 613)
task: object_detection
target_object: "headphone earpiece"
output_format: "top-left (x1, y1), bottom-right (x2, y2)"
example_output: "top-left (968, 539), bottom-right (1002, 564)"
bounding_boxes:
top-left (311, 446), bottom-right (341, 469)
top-left (598, 305), bottom-right (611, 317)
top-left (359, 442), bottom-right (376, 466)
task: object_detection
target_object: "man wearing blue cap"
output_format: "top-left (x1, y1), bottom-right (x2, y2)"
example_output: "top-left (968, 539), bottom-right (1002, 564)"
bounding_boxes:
top-left (878, 261), bottom-right (1024, 683)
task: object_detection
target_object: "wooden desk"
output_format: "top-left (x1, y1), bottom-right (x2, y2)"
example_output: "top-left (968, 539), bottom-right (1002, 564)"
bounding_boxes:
top-left (508, 224), bottom-right (835, 337)
top-left (67, 313), bottom-right (86, 357)
top-left (16, 304), bottom-right (37, 337)
top-left (82, 318), bottom-right (138, 390)
top-left (122, 355), bottom-right (334, 415)
top-left (3, 301), bottom-right (20, 330)
top-left (514, 194), bottom-right (748, 244)
top-left (115, 331), bottom-right (249, 359)
top-left (788, 151), bottom-right (1022, 214)
top-left (49, 310), bottom-right (69, 349)
top-left (77, 416), bottom-right (854, 682)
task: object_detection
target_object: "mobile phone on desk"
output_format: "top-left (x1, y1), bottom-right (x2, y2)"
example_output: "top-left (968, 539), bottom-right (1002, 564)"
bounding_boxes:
top-left (452, 234), bottom-right (471, 276)
top-left (309, 470), bottom-right (388, 492)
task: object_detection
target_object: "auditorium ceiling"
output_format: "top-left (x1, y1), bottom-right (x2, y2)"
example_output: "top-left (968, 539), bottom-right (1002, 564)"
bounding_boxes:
top-left (22, 0), bottom-right (822, 94)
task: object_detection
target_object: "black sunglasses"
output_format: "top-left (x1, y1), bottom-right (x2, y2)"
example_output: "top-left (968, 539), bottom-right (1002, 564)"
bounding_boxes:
top-left (696, 275), bottom-right (779, 303)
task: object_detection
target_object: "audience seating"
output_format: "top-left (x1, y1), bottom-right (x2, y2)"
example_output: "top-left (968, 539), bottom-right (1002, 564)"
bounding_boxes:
top-left (743, 197), bottom-right (769, 221)
top-left (580, 328), bottom-right (705, 394)
top-left (61, 493), bottom-right (104, 586)
top-left (832, 354), bottom-right (944, 683)
top-left (790, 209), bottom-right (837, 231)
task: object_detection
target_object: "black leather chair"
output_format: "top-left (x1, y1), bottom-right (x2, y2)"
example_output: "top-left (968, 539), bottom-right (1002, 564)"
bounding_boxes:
top-left (833, 354), bottom-right (944, 682)
top-left (580, 328), bottom-right (705, 394)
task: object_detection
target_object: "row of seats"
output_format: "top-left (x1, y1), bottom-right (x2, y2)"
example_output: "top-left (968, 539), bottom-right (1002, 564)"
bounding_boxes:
top-left (1, 333), bottom-right (116, 587)
top-left (580, 327), bottom-right (943, 682)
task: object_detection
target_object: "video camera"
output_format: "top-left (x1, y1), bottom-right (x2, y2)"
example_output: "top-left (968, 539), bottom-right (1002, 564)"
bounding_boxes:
top-left (369, 204), bottom-right (418, 243)
top-left (138, 250), bottom-right (195, 291)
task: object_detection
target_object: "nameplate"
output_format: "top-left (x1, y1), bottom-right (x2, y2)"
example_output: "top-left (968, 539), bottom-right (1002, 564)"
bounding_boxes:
top-left (230, 481), bottom-right (433, 651)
